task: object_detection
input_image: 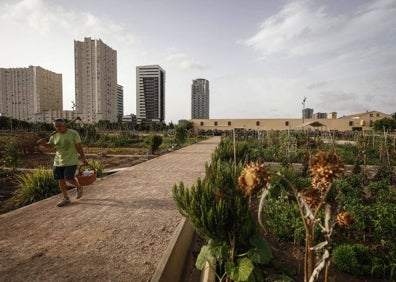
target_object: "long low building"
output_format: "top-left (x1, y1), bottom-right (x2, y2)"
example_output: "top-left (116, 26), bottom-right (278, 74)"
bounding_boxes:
top-left (191, 110), bottom-right (390, 132)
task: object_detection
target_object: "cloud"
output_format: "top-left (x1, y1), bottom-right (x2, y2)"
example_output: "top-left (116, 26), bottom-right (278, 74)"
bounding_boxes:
top-left (0, 0), bottom-right (145, 113)
top-left (164, 52), bottom-right (207, 70)
top-left (1, 0), bottom-right (68, 33)
top-left (1, 0), bottom-right (394, 121)
top-left (239, 0), bottom-right (396, 117)
top-left (307, 81), bottom-right (328, 90)
top-left (314, 90), bottom-right (372, 113)
top-left (0, 0), bottom-right (139, 46)
top-left (243, 0), bottom-right (396, 57)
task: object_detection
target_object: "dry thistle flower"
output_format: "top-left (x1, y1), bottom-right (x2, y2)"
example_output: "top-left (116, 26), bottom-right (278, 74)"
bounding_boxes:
top-left (238, 162), bottom-right (270, 197)
top-left (301, 187), bottom-right (322, 207)
top-left (309, 151), bottom-right (344, 192)
top-left (336, 211), bottom-right (355, 228)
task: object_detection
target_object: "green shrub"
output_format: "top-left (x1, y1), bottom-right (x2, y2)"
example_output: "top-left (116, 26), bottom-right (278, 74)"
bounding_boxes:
top-left (371, 242), bottom-right (396, 279)
top-left (146, 134), bottom-right (163, 153)
top-left (333, 242), bottom-right (396, 279)
top-left (175, 124), bottom-right (187, 145)
top-left (344, 174), bottom-right (363, 190)
top-left (333, 204), bottom-right (367, 242)
top-left (335, 143), bottom-right (359, 165)
top-left (332, 243), bottom-right (373, 276)
top-left (369, 179), bottom-right (389, 194)
top-left (268, 167), bottom-right (308, 198)
top-left (369, 202), bottom-right (396, 242)
top-left (332, 176), bottom-right (363, 203)
top-left (3, 137), bottom-right (21, 171)
top-left (257, 146), bottom-right (279, 163)
top-left (13, 168), bottom-right (59, 207)
top-left (87, 159), bottom-right (104, 179)
top-left (173, 160), bottom-right (272, 281)
top-left (368, 180), bottom-right (396, 202)
top-left (211, 139), bottom-right (251, 163)
top-left (263, 193), bottom-right (305, 245)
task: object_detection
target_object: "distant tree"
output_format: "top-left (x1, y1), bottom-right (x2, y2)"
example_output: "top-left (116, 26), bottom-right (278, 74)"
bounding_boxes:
top-left (168, 121), bottom-right (175, 129)
top-left (373, 115), bottom-right (396, 131)
top-left (178, 120), bottom-right (194, 131)
top-left (3, 137), bottom-right (21, 172)
top-left (151, 121), bottom-right (167, 132)
top-left (175, 125), bottom-right (187, 145)
top-left (146, 134), bottom-right (163, 153)
top-left (0, 116), bottom-right (10, 129)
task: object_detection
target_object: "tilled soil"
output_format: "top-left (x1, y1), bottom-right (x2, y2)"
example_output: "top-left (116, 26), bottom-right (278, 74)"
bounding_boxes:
top-left (0, 151), bottom-right (151, 215)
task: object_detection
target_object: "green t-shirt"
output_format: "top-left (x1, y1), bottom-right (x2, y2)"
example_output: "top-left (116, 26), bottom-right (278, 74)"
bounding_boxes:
top-left (49, 129), bottom-right (81, 167)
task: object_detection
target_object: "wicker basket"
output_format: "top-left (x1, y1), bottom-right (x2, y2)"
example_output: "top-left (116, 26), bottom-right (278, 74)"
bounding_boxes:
top-left (76, 165), bottom-right (97, 186)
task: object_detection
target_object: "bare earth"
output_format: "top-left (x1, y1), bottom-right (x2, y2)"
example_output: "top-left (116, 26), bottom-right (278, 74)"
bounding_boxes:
top-left (0, 137), bottom-right (220, 282)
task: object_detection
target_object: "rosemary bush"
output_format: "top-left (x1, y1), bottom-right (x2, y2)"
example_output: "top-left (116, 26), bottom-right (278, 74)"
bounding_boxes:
top-left (173, 159), bottom-right (273, 281)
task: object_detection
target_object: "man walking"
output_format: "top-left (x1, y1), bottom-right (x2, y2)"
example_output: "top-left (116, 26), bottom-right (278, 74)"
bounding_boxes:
top-left (38, 118), bottom-right (88, 207)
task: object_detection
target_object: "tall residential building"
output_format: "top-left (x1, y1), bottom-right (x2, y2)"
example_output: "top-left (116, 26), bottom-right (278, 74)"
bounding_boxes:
top-left (302, 108), bottom-right (314, 121)
top-left (0, 66), bottom-right (62, 122)
top-left (191, 78), bottom-right (209, 119)
top-left (74, 37), bottom-right (117, 123)
top-left (117, 84), bottom-right (124, 121)
top-left (136, 65), bottom-right (165, 124)
top-left (314, 112), bottom-right (328, 119)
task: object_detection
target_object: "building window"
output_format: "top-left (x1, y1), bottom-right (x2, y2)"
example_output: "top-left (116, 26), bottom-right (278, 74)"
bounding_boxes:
top-left (256, 121), bottom-right (260, 126)
top-left (370, 113), bottom-right (373, 117)
top-left (376, 113), bottom-right (380, 117)
top-left (285, 121), bottom-right (289, 126)
top-left (228, 121), bottom-right (231, 126)
top-left (349, 121), bottom-right (353, 126)
top-left (200, 121), bottom-right (204, 126)
top-left (214, 121), bottom-right (218, 126)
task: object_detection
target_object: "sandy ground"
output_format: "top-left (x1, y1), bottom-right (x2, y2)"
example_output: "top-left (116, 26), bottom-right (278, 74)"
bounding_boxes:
top-left (0, 137), bottom-right (220, 282)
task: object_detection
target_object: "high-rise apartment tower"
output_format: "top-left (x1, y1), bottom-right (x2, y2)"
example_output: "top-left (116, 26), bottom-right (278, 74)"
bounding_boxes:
top-left (0, 66), bottom-right (62, 122)
top-left (136, 65), bottom-right (165, 124)
top-left (191, 78), bottom-right (209, 119)
top-left (117, 84), bottom-right (124, 121)
top-left (74, 37), bottom-right (117, 123)
top-left (302, 108), bottom-right (314, 121)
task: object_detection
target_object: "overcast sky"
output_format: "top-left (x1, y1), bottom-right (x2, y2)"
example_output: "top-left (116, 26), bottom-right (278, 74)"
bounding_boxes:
top-left (1, 0), bottom-right (395, 123)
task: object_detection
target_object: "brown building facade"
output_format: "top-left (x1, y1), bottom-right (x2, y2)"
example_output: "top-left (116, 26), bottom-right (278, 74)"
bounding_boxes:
top-left (191, 111), bottom-right (390, 132)
top-left (0, 66), bottom-right (62, 122)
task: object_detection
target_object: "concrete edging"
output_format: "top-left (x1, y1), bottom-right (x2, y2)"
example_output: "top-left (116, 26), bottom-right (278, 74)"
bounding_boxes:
top-left (200, 262), bottom-right (216, 282)
top-left (151, 217), bottom-right (195, 282)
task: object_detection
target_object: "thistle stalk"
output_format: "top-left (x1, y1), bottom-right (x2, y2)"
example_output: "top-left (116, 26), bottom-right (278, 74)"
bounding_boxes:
top-left (243, 151), bottom-right (350, 282)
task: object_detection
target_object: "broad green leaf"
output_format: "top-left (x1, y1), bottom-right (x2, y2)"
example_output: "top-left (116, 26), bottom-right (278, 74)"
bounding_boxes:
top-left (248, 234), bottom-right (272, 264)
top-left (195, 245), bottom-right (215, 270)
top-left (208, 240), bottom-right (229, 258)
top-left (227, 258), bottom-right (254, 282)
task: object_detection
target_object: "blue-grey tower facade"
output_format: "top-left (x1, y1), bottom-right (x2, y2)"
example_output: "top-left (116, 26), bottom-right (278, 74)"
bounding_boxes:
top-left (191, 78), bottom-right (209, 119)
top-left (136, 65), bottom-right (165, 124)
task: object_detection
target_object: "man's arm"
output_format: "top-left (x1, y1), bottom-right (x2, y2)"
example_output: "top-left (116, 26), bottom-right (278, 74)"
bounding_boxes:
top-left (37, 138), bottom-right (53, 150)
top-left (75, 143), bottom-right (88, 165)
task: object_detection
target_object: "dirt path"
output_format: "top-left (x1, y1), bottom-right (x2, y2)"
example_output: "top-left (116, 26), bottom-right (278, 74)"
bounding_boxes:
top-left (0, 137), bottom-right (220, 282)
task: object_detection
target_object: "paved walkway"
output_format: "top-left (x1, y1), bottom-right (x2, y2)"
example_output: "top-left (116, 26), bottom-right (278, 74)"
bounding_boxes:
top-left (0, 137), bottom-right (220, 282)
